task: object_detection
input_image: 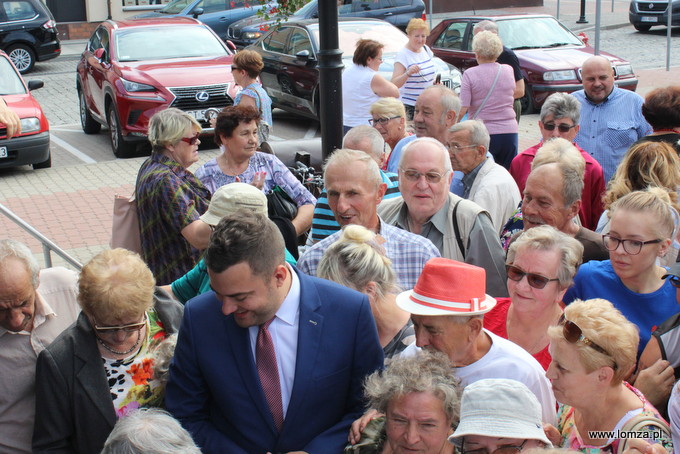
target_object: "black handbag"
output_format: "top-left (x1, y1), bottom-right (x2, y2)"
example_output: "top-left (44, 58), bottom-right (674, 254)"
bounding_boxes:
top-left (267, 185), bottom-right (298, 220)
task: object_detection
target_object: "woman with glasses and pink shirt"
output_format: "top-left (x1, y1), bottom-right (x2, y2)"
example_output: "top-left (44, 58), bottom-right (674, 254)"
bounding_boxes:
top-left (544, 298), bottom-right (672, 454)
top-left (564, 188), bottom-right (678, 358)
top-left (484, 225), bottom-right (583, 370)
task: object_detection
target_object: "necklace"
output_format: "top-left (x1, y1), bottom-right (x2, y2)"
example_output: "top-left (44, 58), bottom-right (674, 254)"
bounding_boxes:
top-left (96, 330), bottom-right (142, 356)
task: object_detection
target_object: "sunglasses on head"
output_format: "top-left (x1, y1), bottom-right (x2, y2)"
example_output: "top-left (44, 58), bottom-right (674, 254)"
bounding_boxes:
top-left (668, 275), bottom-right (680, 288)
top-left (180, 132), bottom-right (200, 146)
top-left (506, 264), bottom-right (559, 289)
top-left (543, 122), bottom-right (577, 133)
top-left (559, 314), bottom-right (617, 370)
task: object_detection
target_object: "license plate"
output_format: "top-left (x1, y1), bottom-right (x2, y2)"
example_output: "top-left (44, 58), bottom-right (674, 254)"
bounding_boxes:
top-left (186, 109), bottom-right (209, 122)
top-left (641, 16), bottom-right (658, 22)
top-left (0, 146), bottom-right (7, 158)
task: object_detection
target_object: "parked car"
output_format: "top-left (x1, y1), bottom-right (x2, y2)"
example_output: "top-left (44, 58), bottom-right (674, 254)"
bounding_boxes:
top-left (0, 50), bottom-right (50, 169)
top-left (134, 0), bottom-right (272, 40)
top-left (228, 0), bottom-right (425, 48)
top-left (427, 14), bottom-right (638, 113)
top-left (247, 18), bottom-right (461, 121)
top-left (629, 0), bottom-right (680, 32)
top-left (76, 17), bottom-right (239, 158)
top-left (0, 0), bottom-right (60, 73)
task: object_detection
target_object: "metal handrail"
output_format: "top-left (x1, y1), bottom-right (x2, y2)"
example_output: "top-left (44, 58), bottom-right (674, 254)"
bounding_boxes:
top-left (0, 202), bottom-right (82, 270)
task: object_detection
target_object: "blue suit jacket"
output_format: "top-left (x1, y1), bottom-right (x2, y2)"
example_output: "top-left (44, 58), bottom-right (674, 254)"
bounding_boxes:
top-left (165, 268), bottom-right (384, 454)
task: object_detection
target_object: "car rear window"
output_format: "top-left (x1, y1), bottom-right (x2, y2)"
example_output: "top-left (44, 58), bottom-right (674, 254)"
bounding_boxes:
top-left (497, 17), bottom-right (582, 50)
top-left (0, 57), bottom-right (27, 95)
top-left (2, 0), bottom-right (38, 21)
top-left (115, 25), bottom-right (228, 61)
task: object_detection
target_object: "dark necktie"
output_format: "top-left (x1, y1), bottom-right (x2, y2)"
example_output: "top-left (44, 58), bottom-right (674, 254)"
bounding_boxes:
top-left (256, 317), bottom-right (284, 431)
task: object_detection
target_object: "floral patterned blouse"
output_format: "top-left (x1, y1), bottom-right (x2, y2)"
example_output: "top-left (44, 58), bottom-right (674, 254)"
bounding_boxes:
top-left (556, 382), bottom-right (673, 453)
top-left (195, 152), bottom-right (317, 207)
top-left (102, 309), bottom-right (168, 418)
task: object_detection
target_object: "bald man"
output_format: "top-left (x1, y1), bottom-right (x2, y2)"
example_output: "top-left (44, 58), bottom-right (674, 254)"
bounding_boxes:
top-left (572, 56), bottom-right (651, 182)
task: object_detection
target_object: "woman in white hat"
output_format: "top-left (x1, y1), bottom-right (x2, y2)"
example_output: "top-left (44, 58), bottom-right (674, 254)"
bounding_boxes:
top-left (449, 378), bottom-right (552, 453)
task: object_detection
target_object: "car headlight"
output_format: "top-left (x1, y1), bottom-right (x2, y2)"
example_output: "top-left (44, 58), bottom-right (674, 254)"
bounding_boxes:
top-left (615, 64), bottom-right (634, 77)
top-left (20, 117), bottom-right (41, 133)
top-left (121, 78), bottom-right (156, 93)
top-left (543, 70), bottom-right (577, 81)
top-left (243, 31), bottom-right (262, 39)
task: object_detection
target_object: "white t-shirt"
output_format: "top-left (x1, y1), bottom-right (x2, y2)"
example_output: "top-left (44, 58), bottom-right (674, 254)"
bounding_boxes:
top-left (342, 63), bottom-right (379, 127)
top-left (395, 45), bottom-right (435, 107)
top-left (402, 329), bottom-right (556, 425)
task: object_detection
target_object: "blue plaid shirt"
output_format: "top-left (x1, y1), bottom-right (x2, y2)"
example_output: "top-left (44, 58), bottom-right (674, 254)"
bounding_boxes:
top-left (298, 219), bottom-right (440, 290)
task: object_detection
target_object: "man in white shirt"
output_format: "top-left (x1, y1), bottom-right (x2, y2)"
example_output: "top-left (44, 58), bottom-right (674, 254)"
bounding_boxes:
top-left (0, 239), bottom-right (79, 453)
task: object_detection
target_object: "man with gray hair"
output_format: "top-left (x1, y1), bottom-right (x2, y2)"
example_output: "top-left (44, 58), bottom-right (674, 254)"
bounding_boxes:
top-left (379, 137), bottom-right (508, 297)
top-left (299, 147), bottom-right (440, 290)
top-left (473, 20), bottom-right (525, 122)
top-left (385, 85), bottom-right (461, 173)
top-left (0, 239), bottom-right (79, 453)
top-left (310, 125), bottom-right (401, 243)
top-left (447, 120), bottom-right (521, 234)
top-left (101, 409), bottom-right (200, 454)
top-left (510, 92), bottom-right (606, 230)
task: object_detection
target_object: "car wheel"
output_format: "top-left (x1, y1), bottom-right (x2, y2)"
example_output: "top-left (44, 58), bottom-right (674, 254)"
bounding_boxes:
top-left (633, 23), bottom-right (652, 32)
top-left (33, 151), bottom-right (52, 169)
top-left (7, 44), bottom-right (36, 74)
top-left (107, 104), bottom-right (136, 158)
top-left (79, 90), bottom-right (101, 134)
top-left (520, 82), bottom-right (535, 115)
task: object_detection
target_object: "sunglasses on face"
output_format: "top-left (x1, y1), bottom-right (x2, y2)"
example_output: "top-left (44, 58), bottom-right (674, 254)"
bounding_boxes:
top-left (668, 275), bottom-right (680, 288)
top-left (543, 122), bottom-right (577, 133)
top-left (180, 132), bottom-right (200, 146)
top-left (400, 168), bottom-right (448, 184)
top-left (559, 314), bottom-right (618, 370)
top-left (93, 313), bottom-right (148, 335)
top-left (368, 116), bottom-right (400, 126)
top-left (506, 264), bottom-right (559, 289)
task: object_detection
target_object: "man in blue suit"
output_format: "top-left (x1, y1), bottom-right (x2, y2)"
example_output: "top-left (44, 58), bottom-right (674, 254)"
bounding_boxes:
top-left (166, 211), bottom-right (384, 454)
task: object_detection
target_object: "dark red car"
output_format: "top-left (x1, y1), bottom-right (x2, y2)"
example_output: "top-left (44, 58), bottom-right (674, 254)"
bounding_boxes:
top-left (427, 14), bottom-right (639, 113)
top-left (77, 17), bottom-right (239, 158)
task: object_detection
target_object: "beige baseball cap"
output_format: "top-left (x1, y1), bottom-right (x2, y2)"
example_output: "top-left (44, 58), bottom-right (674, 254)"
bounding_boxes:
top-left (200, 182), bottom-right (268, 226)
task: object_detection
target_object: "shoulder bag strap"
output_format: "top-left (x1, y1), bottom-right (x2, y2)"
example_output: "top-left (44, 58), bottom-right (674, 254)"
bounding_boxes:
top-left (452, 199), bottom-right (466, 260)
top-left (470, 64), bottom-right (502, 120)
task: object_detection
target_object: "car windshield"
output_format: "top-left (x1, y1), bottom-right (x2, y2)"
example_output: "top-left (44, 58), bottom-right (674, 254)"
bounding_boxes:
top-left (310, 21), bottom-right (407, 57)
top-left (115, 25), bottom-right (228, 61)
top-left (158, 0), bottom-right (195, 14)
top-left (498, 17), bottom-right (582, 49)
top-left (0, 57), bottom-right (26, 95)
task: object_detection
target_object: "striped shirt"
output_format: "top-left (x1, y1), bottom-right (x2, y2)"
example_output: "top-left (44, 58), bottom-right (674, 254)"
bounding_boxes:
top-left (395, 45), bottom-right (435, 107)
top-left (298, 219), bottom-right (441, 290)
top-left (573, 87), bottom-right (651, 182)
top-left (310, 170), bottom-right (400, 243)
top-left (136, 154), bottom-right (211, 285)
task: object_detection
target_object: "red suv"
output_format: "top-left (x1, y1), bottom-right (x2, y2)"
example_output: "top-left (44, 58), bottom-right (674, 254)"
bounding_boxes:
top-left (76, 17), bottom-right (239, 158)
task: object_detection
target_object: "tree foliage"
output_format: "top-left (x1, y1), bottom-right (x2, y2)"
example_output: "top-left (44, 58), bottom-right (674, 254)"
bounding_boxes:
top-left (255, 0), bottom-right (311, 29)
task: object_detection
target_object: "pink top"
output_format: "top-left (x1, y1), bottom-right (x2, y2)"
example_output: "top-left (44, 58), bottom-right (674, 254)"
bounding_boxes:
top-left (460, 62), bottom-right (518, 135)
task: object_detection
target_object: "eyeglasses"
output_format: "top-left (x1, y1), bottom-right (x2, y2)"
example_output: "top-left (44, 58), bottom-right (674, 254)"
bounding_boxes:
top-left (93, 313), bottom-right (148, 335)
top-left (506, 264), bottom-right (559, 289)
top-left (180, 132), bottom-right (200, 146)
top-left (400, 168), bottom-right (449, 184)
top-left (462, 439), bottom-right (528, 454)
top-left (231, 66), bottom-right (241, 71)
top-left (602, 234), bottom-right (663, 255)
top-left (668, 276), bottom-right (680, 288)
top-left (368, 116), bottom-right (400, 126)
top-left (543, 122), bottom-right (577, 133)
top-left (559, 314), bottom-right (617, 369)
top-left (449, 144), bottom-right (478, 154)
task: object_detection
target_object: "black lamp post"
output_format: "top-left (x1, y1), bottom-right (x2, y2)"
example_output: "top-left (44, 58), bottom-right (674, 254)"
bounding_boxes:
top-left (316, 0), bottom-right (344, 160)
top-left (577, 0), bottom-right (588, 23)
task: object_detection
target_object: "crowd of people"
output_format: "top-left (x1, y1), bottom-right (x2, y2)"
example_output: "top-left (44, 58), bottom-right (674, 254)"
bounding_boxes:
top-left (2, 17), bottom-right (680, 454)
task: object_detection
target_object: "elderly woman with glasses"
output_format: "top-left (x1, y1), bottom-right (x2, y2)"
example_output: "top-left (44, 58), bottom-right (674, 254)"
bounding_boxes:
top-left (342, 39), bottom-right (400, 132)
top-left (32, 249), bottom-right (183, 454)
top-left (546, 298), bottom-right (672, 454)
top-left (346, 351), bottom-right (460, 453)
top-left (564, 188), bottom-right (678, 358)
top-left (484, 225), bottom-right (583, 370)
top-left (369, 97), bottom-right (410, 169)
top-left (136, 107), bottom-right (211, 285)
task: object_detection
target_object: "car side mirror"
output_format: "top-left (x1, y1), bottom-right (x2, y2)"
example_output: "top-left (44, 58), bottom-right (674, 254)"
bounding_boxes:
top-left (311, 12), bottom-right (318, 18)
top-left (225, 39), bottom-right (237, 52)
top-left (27, 80), bottom-right (44, 91)
top-left (295, 50), bottom-right (311, 62)
top-left (192, 7), bottom-right (204, 18)
top-left (93, 47), bottom-right (106, 61)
